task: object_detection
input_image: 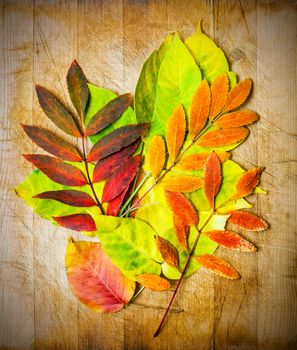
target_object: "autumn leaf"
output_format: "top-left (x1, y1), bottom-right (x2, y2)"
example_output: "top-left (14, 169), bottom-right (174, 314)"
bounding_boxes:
top-left (173, 216), bottom-right (190, 251)
top-left (228, 211), bottom-right (269, 231)
top-left (106, 185), bottom-right (130, 217)
top-left (148, 135), bottom-right (166, 178)
top-left (53, 213), bottom-right (96, 232)
top-left (177, 151), bottom-right (230, 171)
top-left (136, 274), bottom-right (171, 291)
top-left (232, 167), bottom-right (264, 199)
top-left (196, 254), bottom-right (240, 279)
top-left (162, 176), bottom-right (203, 193)
top-left (204, 230), bottom-right (257, 252)
top-left (223, 79), bottom-right (252, 113)
top-left (155, 236), bottom-right (179, 269)
top-left (66, 241), bottom-right (135, 312)
top-left (34, 190), bottom-right (96, 207)
top-left (166, 104), bottom-right (186, 160)
top-left (204, 152), bottom-right (222, 209)
top-left (215, 110), bottom-right (259, 128)
top-left (209, 73), bottom-right (229, 121)
top-left (189, 80), bottom-right (211, 139)
top-left (197, 127), bottom-right (249, 147)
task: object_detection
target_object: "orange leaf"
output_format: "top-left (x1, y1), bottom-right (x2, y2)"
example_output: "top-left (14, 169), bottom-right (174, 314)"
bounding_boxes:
top-left (204, 230), bottom-right (257, 252)
top-left (228, 211), bottom-right (269, 231)
top-left (189, 80), bottom-right (211, 139)
top-left (197, 127), bottom-right (249, 147)
top-left (162, 176), bottom-right (203, 193)
top-left (173, 216), bottom-right (190, 251)
top-left (209, 73), bottom-right (229, 121)
top-left (166, 191), bottom-right (198, 226)
top-left (166, 104), bottom-right (186, 160)
top-left (177, 151), bottom-right (230, 171)
top-left (223, 79), bottom-right (252, 113)
top-left (136, 274), bottom-right (171, 291)
top-left (233, 167), bottom-right (264, 199)
top-left (204, 152), bottom-right (222, 209)
top-left (195, 254), bottom-right (240, 279)
top-left (155, 236), bottom-right (179, 269)
top-left (215, 110), bottom-right (259, 128)
top-left (148, 135), bottom-right (166, 178)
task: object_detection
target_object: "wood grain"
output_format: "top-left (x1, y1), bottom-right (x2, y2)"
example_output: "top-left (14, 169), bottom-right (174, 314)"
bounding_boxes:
top-left (0, 1), bottom-right (296, 349)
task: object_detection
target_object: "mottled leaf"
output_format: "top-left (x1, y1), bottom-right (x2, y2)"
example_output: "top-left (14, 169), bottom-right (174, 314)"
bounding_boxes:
top-left (215, 110), bottom-right (259, 128)
top-left (53, 213), bottom-right (96, 232)
top-left (148, 135), bottom-right (166, 178)
top-left (197, 127), bottom-right (249, 147)
top-left (173, 216), bottom-right (190, 251)
top-left (136, 274), bottom-right (171, 291)
top-left (196, 254), bottom-right (240, 279)
top-left (223, 79), bottom-right (252, 113)
top-left (177, 151), bottom-right (230, 171)
top-left (232, 167), bottom-right (264, 199)
top-left (34, 189), bottom-right (95, 207)
top-left (166, 104), bottom-right (186, 160)
top-left (155, 236), bottom-right (179, 269)
top-left (106, 185), bottom-right (130, 217)
top-left (162, 176), bottom-right (203, 193)
top-left (209, 72), bottom-right (229, 121)
top-left (204, 152), bottom-right (222, 209)
top-left (228, 210), bottom-right (269, 231)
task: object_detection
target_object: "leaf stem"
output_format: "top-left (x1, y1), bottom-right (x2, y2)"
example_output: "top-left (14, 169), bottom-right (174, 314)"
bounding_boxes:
top-left (128, 286), bottom-right (145, 305)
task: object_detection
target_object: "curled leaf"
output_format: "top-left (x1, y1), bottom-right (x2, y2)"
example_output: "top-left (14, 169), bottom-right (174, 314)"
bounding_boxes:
top-left (215, 110), bottom-right (259, 128)
top-left (209, 73), bottom-right (229, 121)
top-left (204, 152), bottom-right (222, 209)
top-left (223, 79), bottom-right (252, 113)
top-left (148, 135), bottom-right (166, 178)
top-left (228, 211), bottom-right (269, 231)
top-left (177, 151), bottom-right (230, 170)
top-left (162, 176), bottom-right (203, 193)
top-left (136, 274), bottom-right (171, 291)
top-left (197, 127), bottom-right (249, 147)
top-left (196, 254), bottom-right (240, 279)
top-left (166, 104), bottom-right (186, 160)
top-left (53, 213), bottom-right (96, 232)
top-left (34, 190), bottom-right (95, 207)
top-left (106, 185), bottom-right (130, 217)
top-left (155, 236), bottom-right (179, 269)
top-left (232, 167), bottom-right (264, 199)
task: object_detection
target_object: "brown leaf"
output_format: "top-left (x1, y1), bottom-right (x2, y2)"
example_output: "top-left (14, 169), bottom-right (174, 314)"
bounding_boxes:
top-left (85, 93), bottom-right (133, 136)
top-left (162, 176), bottom-right (203, 193)
top-left (232, 167), bottom-right (264, 199)
top-left (136, 274), bottom-right (171, 291)
top-left (166, 104), bottom-right (186, 160)
top-left (155, 236), bottom-right (179, 269)
top-left (53, 213), bottom-right (96, 232)
top-left (35, 85), bottom-right (81, 137)
top-left (34, 190), bottom-right (95, 207)
top-left (228, 211), bottom-right (269, 231)
top-left (204, 152), bottom-right (222, 209)
top-left (148, 135), bottom-right (166, 178)
top-left (106, 185), bottom-right (130, 217)
top-left (177, 151), bottom-right (230, 171)
top-left (204, 230), bottom-right (257, 252)
top-left (223, 79), bottom-right (252, 113)
top-left (189, 80), bottom-right (211, 139)
top-left (209, 73), bottom-right (229, 121)
top-left (23, 154), bottom-right (87, 186)
top-left (215, 110), bottom-right (259, 128)
top-left (195, 254), bottom-right (240, 279)
top-left (197, 127), bottom-right (249, 147)
top-left (21, 124), bottom-right (82, 161)
top-left (173, 216), bottom-right (190, 251)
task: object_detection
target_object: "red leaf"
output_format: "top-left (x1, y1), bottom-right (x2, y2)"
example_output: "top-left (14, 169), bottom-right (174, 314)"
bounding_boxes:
top-left (173, 216), bottom-right (190, 251)
top-left (23, 154), bottom-right (87, 186)
top-left (197, 127), bottom-right (249, 147)
top-left (106, 185), bottom-right (130, 217)
top-left (204, 152), bottom-right (222, 209)
top-left (233, 167), bottom-right (264, 199)
top-left (85, 93), bottom-right (133, 136)
top-left (53, 214), bottom-right (96, 232)
top-left (93, 140), bottom-right (140, 183)
top-left (215, 110), bottom-right (259, 128)
top-left (228, 211), bottom-right (269, 231)
top-left (223, 79), bottom-right (252, 113)
top-left (22, 124), bottom-right (82, 161)
top-left (196, 254), bottom-right (240, 279)
top-left (102, 155), bottom-right (141, 202)
top-left (87, 124), bottom-right (148, 162)
top-left (155, 236), bottom-right (179, 269)
top-left (136, 274), bottom-right (171, 291)
top-left (35, 85), bottom-right (81, 137)
top-left (34, 190), bottom-right (95, 207)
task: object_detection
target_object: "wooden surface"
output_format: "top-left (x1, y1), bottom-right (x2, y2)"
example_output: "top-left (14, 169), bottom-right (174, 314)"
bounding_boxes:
top-left (0, 1), bottom-right (296, 349)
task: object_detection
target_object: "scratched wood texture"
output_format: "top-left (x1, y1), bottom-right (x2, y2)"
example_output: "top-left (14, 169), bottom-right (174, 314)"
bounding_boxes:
top-left (0, 0), bottom-right (296, 349)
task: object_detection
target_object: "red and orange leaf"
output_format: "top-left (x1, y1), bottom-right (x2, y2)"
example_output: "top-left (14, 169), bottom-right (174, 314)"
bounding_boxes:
top-left (22, 124), bottom-right (82, 162)
top-left (209, 73), bottom-right (229, 121)
top-left (204, 230), bottom-right (257, 252)
top-left (66, 241), bottom-right (135, 312)
top-left (215, 110), bottom-right (259, 128)
top-left (148, 135), bottom-right (166, 178)
top-left (195, 254), bottom-right (240, 280)
top-left (228, 210), bottom-right (269, 231)
top-left (189, 80), bottom-right (211, 139)
top-left (34, 190), bottom-right (95, 207)
top-left (102, 155), bottom-right (141, 202)
top-left (87, 124), bottom-right (148, 162)
top-left (106, 185), bottom-right (130, 217)
top-left (232, 167), bottom-right (264, 199)
top-left (155, 236), bottom-right (179, 269)
top-left (162, 176), bottom-right (203, 193)
top-left (204, 152), bottom-right (222, 209)
top-left (177, 151), bottom-right (230, 171)
top-left (35, 85), bottom-right (81, 137)
top-left (197, 127), bottom-right (249, 147)
top-left (93, 140), bottom-right (140, 183)
top-left (223, 79), bottom-right (252, 113)
top-left (173, 216), bottom-right (190, 251)
top-left (86, 93), bottom-right (133, 136)
top-left (23, 154), bottom-right (87, 186)
top-left (53, 214), bottom-right (96, 232)
top-left (136, 274), bottom-right (171, 291)
top-left (166, 104), bottom-right (186, 160)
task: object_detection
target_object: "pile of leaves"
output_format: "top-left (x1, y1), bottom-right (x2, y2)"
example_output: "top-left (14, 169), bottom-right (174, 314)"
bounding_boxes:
top-left (16, 23), bottom-right (268, 336)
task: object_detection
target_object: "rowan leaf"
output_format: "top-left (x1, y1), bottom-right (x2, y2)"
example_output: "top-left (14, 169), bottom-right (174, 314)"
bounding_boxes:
top-left (209, 73), bottom-right (229, 121)
top-left (196, 254), bottom-right (240, 279)
top-left (215, 110), bottom-right (259, 128)
top-left (136, 274), bottom-right (171, 291)
top-left (155, 236), bottom-right (179, 269)
top-left (33, 190), bottom-right (95, 207)
top-left (223, 79), bottom-right (252, 113)
top-left (166, 104), bottom-right (186, 160)
top-left (87, 124), bottom-right (148, 162)
top-left (21, 124), bottom-right (82, 161)
top-left (204, 152), bottom-right (222, 209)
top-left (35, 85), bottom-right (81, 137)
top-left (66, 241), bottom-right (135, 312)
top-left (23, 154), bottom-right (88, 186)
top-left (86, 93), bottom-right (133, 136)
top-left (67, 60), bottom-right (89, 117)
top-left (162, 176), bottom-right (203, 193)
top-left (189, 80), bottom-right (211, 139)
top-left (232, 167), bottom-right (264, 199)
top-left (228, 210), bottom-right (269, 231)
top-left (106, 185), bottom-right (130, 217)
top-left (148, 135), bottom-right (166, 178)
top-left (204, 230), bottom-right (257, 252)
top-left (177, 151), bottom-right (230, 171)
top-left (53, 213), bottom-right (96, 232)
top-left (197, 127), bottom-right (249, 147)
top-left (173, 216), bottom-right (190, 251)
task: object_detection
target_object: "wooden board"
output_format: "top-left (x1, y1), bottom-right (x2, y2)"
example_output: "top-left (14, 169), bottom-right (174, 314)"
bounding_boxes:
top-left (0, 1), bottom-right (296, 349)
